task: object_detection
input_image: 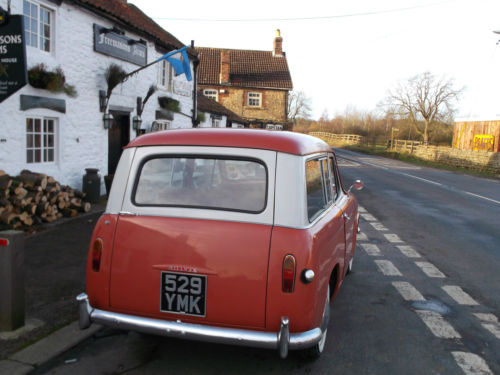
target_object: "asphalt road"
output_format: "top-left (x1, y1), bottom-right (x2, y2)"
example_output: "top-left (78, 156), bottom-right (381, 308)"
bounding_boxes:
top-left (33, 150), bottom-right (500, 375)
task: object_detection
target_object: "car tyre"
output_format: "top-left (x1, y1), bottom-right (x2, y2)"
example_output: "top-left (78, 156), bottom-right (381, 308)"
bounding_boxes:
top-left (300, 285), bottom-right (330, 360)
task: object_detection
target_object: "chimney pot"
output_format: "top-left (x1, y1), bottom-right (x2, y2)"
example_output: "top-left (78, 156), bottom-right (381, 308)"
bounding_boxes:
top-left (273, 29), bottom-right (283, 57)
top-left (220, 50), bottom-right (230, 84)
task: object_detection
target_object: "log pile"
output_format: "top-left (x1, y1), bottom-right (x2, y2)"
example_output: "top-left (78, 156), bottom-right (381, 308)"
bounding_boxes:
top-left (0, 169), bottom-right (91, 230)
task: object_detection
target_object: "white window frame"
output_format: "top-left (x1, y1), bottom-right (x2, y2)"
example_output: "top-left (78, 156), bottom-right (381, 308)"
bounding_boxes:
top-left (247, 92), bottom-right (262, 107)
top-left (158, 60), bottom-right (173, 92)
top-left (26, 116), bottom-right (58, 164)
top-left (203, 89), bottom-right (218, 101)
top-left (23, 0), bottom-right (54, 53)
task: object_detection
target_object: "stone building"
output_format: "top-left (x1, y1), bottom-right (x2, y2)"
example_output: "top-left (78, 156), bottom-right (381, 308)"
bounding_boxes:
top-left (0, 0), bottom-right (196, 190)
top-left (196, 30), bottom-right (293, 129)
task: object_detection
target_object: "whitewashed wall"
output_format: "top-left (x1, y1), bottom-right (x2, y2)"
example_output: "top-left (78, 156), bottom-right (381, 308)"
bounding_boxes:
top-left (0, 0), bottom-right (194, 191)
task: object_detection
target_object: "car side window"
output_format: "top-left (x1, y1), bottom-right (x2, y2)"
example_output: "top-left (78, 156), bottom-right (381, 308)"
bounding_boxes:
top-left (328, 156), bottom-right (339, 201)
top-left (306, 158), bottom-right (328, 222)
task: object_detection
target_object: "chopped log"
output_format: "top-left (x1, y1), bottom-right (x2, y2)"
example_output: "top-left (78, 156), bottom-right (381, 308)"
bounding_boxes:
top-left (0, 175), bottom-right (12, 190)
top-left (18, 171), bottom-right (48, 190)
top-left (15, 186), bottom-right (28, 199)
top-left (0, 211), bottom-right (17, 225)
top-left (47, 176), bottom-right (56, 184)
top-left (23, 216), bottom-right (34, 226)
top-left (70, 198), bottom-right (82, 208)
top-left (26, 191), bottom-right (42, 204)
top-left (36, 202), bottom-right (49, 216)
top-left (62, 208), bottom-right (78, 218)
top-left (81, 202), bottom-right (91, 213)
top-left (23, 203), bottom-right (37, 215)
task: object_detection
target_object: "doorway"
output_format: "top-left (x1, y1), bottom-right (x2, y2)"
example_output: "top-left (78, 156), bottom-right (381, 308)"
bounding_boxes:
top-left (108, 112), bottom-right (130, 176)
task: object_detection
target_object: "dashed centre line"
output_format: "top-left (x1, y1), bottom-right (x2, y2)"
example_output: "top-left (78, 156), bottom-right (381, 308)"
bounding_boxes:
top-left (396, 245), bottom-right (421, 258)
top-left (415, 261), bottom-right (446, 278)
top-left (442, 286), bottom-right (479, 306)
top-left (357, 232), bottom-right (368, 241)
top-left (384, 233), bottom-right (404, 243)
top-left (416, 310), bottom-right (461, 339)
top-left (360, 243), bottom-right (381, 256)
top-left (392, 281), bottom-right (425, 301)
top-left (474, 313), bottom-right (500, 340)
top-left (374, 260), bottom-right (402, 276)
top-left (369, 222), bottom-right (388, 231)
top-left (452, 352), bottom-right (493, 375)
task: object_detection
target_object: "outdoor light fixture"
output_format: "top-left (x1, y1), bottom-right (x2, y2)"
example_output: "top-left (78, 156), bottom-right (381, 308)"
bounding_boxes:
top-left (132, 115), bottom-right (142, 130)
top-left (103, 112), bottom-right (113, 129)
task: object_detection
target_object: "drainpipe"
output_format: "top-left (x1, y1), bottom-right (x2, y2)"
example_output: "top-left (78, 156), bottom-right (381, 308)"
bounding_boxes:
top-left (191, 40), bottom-right (199, 128)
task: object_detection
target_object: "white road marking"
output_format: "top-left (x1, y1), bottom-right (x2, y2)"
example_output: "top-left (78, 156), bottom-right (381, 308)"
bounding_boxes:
top-left (415, 261), bottom-right (446, 278)
top-left (392, 281), bottom-right (425, 301)
top-left (442, 286), bottom-right (478, 306)
top-left (452, 352), bottom-right (493, 375)
top-left (400, 172), bottom-right (443, 186)
top-left (361, 243), bottom-right (381, 256)
top-left (374, 260), bottom-right (402, 276)
top-left (384, 233), bottom-right (404, 243)
top-left (396, 245), bottom-right (421, 258)
top-left (358, 205), bottom-right (367, 213)
top-left (416, 310), bottom-right (461, 339)
top-left (360, 213), bottom-right (377, 221)
top-left (369, 222), bottom-right (388, 231)
top-left (464, 191), bottom-right (500, 206)
top-left (474, 313), bottom-right (500, 340)
top-left (357, 232), bottom-right (368, 241)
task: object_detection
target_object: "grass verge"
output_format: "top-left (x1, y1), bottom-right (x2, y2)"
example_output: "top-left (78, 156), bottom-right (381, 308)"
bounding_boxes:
top-left (339, 144), bottom-right (499, 179)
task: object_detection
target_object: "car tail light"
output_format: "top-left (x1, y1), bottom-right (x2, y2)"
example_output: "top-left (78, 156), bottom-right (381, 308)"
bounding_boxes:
top-left (282, 255), bottom-right (296, 293)
top-left (92, 238), bottom-right (103, 272)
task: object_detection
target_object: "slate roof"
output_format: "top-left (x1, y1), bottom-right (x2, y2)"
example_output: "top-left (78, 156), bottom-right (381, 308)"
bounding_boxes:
top-left (72, 0), bottom-right (193, 55)
top-left (196, 47), bottom-right (293, 90)
top-left (197, 93), bottom-right (247, 125)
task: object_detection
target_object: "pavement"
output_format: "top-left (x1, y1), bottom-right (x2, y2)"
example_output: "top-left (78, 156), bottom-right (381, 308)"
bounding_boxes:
top-left (0, 199), bottom-right (107, 374)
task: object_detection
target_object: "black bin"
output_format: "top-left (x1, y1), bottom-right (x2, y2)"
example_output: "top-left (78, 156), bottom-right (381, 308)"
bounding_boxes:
top-left (82, 168), bottom-right (101, 203)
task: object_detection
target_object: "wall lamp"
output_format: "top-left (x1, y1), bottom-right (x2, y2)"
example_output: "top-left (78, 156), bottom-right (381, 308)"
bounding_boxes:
top-left (132, 115), bottom-right (142, 130)
top-left (103, 113), bottom-right (113, 129)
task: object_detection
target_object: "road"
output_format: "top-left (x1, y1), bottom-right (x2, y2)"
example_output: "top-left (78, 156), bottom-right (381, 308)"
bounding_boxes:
top-left (33, 149), bottom-right (500, 374)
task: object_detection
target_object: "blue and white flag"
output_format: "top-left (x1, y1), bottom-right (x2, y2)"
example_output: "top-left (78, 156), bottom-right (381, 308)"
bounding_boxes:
top-left (156, 46), bottom-right (192, 81)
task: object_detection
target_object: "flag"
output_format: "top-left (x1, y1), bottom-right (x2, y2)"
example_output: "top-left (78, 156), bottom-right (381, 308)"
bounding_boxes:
top-left (156, 46), bottom-right (192, 81)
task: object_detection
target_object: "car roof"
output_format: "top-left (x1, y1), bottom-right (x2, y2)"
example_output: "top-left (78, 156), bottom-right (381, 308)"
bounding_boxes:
top-left (126, 128), bottom-right (332, 156)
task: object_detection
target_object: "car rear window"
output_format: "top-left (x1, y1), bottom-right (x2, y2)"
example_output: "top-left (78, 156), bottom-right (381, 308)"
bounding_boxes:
top-left (133, 156), bottom-right (267, 213)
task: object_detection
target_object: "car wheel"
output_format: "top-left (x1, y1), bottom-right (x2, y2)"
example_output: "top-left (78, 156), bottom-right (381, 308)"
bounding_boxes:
top-left (301, 285), bottom-right (330, 359)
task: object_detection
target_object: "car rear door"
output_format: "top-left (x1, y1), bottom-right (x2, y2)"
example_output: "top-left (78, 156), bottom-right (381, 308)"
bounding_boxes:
top-left (107, 146), bottom-right (276, 329)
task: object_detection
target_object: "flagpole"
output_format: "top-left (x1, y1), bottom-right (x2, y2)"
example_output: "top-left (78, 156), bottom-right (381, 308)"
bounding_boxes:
top-left (123, 46), bottom-right (187, 81)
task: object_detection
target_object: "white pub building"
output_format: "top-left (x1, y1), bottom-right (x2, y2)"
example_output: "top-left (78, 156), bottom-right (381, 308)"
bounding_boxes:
top-left (0, 0), bottom-right (197, 191)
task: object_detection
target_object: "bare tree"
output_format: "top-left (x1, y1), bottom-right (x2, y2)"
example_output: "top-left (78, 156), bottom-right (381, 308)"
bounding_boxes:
top-left (287, 90), bottom-right (312, 123)
top-left (381, 72), bottom-right (463, 144)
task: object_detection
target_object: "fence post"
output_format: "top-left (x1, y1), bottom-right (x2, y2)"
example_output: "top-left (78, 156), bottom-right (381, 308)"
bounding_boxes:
top-left (0, 230), bottom-right (25, 331)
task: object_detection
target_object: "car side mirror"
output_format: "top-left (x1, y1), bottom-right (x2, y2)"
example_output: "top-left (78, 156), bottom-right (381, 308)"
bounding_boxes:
top-left (348, 180), bottom-right (364, 194)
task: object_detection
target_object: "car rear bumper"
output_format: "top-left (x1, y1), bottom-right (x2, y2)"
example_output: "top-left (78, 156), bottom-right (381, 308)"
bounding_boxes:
top-left (77, 293), bottom-right (321, 358)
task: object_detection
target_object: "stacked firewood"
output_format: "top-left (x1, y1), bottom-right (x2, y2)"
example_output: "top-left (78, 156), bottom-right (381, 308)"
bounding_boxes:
top-left (0, 169), bottom-right (91, 230)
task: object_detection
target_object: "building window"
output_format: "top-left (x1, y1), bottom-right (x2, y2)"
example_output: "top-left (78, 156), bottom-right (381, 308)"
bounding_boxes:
top-left (247, 92), bottom-right (262, 107)
top-left (203, 89), bottom-right (218, 101)
top-left (23, 0), bottom-right (52, 52)
top-left (211, 115), bottom-right (222, 127)
top-left (26, 117), bottom-right (56, 163)
top-left (159, 60), bottom-right (173, 91)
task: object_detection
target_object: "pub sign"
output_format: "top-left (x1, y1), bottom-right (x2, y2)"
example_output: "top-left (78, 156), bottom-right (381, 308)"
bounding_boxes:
top-left (94, 24), bottom-right (147, 66)
top-left (0, 13), bottom-right (27, 103)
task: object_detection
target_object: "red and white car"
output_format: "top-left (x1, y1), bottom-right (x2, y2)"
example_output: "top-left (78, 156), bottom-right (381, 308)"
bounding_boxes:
top-left (77, 128), bottom-right (362, 358)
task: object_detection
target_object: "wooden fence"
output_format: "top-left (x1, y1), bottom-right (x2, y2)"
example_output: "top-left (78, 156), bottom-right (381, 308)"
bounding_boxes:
top-left (309, 132), bottom-right (364, 144)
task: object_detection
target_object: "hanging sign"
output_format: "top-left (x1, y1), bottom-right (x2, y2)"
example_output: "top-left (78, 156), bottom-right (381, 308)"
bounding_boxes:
top-left (0, 13), bottom-right (27, 103)
top-left (94, 24), bottom-right (147, 66)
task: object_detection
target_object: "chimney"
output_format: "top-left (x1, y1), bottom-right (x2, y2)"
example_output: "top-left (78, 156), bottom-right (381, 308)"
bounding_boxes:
top-left (220, 50), bottom-right (230, 84)
top-left (273, 29), bottom-right (283, 57)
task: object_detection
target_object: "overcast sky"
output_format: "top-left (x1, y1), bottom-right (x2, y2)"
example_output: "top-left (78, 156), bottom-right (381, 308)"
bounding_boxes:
top-left (132, 0), bottom-right (500, 120)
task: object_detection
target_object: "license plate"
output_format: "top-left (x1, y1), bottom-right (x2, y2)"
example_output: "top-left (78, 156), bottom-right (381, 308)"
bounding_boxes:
top-left (160, 272), bottom-right (207, 317)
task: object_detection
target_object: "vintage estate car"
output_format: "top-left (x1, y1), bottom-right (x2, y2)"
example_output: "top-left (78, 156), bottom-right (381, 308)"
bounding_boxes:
top-left (77, 128), bottom-right (363, 359)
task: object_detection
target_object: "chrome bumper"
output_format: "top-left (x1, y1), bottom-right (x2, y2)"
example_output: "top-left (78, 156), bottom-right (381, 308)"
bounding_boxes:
top-left (77, 293), bottom-right (321, 358)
